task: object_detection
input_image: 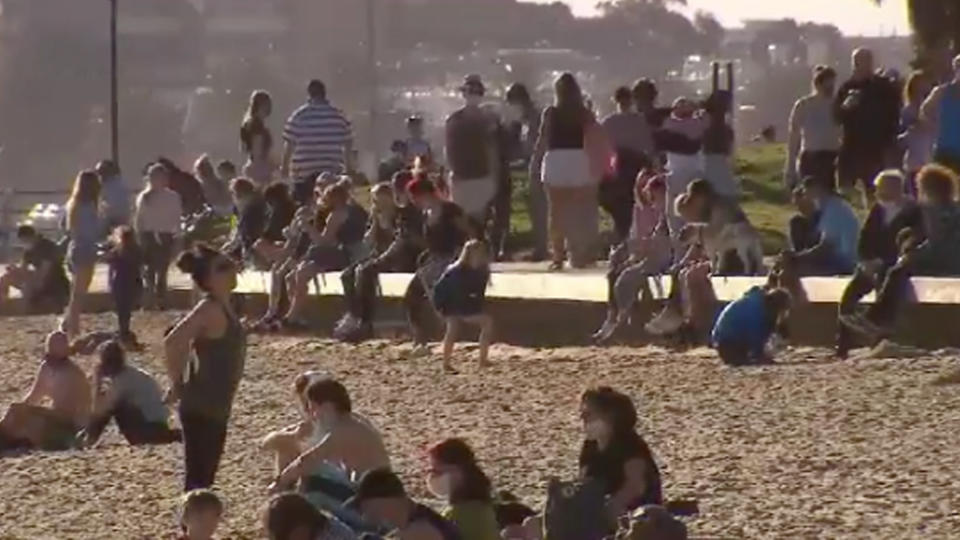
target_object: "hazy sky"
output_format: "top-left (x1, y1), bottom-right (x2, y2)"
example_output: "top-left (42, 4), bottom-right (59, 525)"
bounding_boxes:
top-left (527, 0), bottom-right (910, 36)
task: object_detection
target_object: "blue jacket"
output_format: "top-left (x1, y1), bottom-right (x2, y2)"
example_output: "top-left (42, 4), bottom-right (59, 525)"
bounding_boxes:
top-left (711, 286), bottom-right (773, 357)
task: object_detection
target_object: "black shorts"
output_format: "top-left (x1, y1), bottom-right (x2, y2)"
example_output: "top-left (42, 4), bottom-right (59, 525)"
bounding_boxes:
top-left (837, 148), bottom-right (886, 192)
top-left (304, 244), bottom-right (347, 271)
top-left (798, 150), bottom-right (837, 191)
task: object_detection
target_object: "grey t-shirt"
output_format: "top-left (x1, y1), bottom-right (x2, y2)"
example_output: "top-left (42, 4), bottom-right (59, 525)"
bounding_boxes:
top-left (112, 366), bottom-right (169, 423)
top-left (601, 111), bottom-right (654, 157)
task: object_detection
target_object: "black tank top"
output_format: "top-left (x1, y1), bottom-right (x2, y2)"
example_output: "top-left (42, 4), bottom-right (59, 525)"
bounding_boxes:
top-left (547, 107), bottom-right (585, 150)
top-left (409, 504), bottom-right (462, 540)
top-left (336, 203), bottom-right (370, 247)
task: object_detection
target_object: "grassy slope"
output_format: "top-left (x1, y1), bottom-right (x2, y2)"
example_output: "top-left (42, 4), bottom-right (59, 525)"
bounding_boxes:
top-left (735, 143), bottom-right (792, 254)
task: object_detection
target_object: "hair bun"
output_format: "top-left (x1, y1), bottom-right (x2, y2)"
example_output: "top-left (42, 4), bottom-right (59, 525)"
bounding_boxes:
top-left (176, 251), bottom-right (198, 274)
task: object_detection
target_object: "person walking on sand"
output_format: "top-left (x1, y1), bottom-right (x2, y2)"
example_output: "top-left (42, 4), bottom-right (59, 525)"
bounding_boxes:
top-left (163, 244), bottom-right (245, 491)
top-left (432, 240), bottom-right (494, 372)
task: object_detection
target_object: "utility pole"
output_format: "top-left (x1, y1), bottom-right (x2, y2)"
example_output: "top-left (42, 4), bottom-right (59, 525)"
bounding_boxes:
top-left (366, 0), bottom-right (379, 170)
top-left (110, 0), bottom-right (120, 165)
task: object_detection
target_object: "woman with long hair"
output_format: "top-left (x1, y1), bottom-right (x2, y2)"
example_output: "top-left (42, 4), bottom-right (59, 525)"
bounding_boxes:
top-left (163, 244), bottom-right (245, 491)
top-left (241, 90), bottom-right (275, 185)
top-left (530, 72), bottom-right (600, 270)
top-left (426, 438), bottom-right (500, 540)
top-left (62, 170), bottom-right (102, 336)
top-left (900, 70), bottom-right (935, 195)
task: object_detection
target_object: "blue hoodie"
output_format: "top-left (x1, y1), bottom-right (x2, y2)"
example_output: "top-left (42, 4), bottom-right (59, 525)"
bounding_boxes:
top-left (711, 286), bottom-right (773, 357)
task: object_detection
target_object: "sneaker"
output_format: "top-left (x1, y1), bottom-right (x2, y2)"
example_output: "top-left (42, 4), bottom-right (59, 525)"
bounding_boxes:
top-left (839, 312), bottom-right (883, 339)
top-left (591, 317), bottom-right (618, 343)
top-left (410, 344), bottom-right (431, 358)
top-left (645, 307), bottom-right (683, 336)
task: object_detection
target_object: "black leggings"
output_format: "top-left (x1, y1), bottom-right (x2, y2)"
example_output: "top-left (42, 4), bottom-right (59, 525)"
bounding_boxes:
top-left (86, 401), bottom-right (181, 446)
top-left (179, 411), bottom-right (228, 491)
top-left (140, 233), bottom-right (175, 304)
top-left (341, 247), bottom-right (417, 325)
top-left (111, 281), bottom-right (142, 337)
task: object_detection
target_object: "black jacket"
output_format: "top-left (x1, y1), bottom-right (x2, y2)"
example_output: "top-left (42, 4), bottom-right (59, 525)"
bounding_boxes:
top-left (858, 202), bottom-right (923, 265)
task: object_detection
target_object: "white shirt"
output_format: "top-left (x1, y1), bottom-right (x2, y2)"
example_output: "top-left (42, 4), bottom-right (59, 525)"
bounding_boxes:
top-left (134, 188), bottom-right (182, 235)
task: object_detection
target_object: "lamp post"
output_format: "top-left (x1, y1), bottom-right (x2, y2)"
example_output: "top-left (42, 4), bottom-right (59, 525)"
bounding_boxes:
top-left (366, 0), bottom-right (378, 169)
top-left (109, 0), bottom-right (119, 165)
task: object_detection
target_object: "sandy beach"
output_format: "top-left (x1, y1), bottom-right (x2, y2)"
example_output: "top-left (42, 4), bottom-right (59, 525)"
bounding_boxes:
top-left (2, 312), bottom-right (960, 539)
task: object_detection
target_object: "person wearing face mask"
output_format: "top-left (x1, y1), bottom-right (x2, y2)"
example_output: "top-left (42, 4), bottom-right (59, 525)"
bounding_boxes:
top-left (426, 438), bottom-right (500, 540)
top-left (349, 468), bottom-right (462, 540)
top-left (271, 378), bottom-right (390, 524)
top-left (579, 387), bottom-right (663, 522)
top-left (836, 171), bottom-right (921, 358)
top-left (921, 55), bottom-right (960, 175)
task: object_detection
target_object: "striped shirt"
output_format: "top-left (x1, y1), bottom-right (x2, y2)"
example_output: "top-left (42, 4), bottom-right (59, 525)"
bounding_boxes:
top-left (283, 99), bottom-right (353, 180)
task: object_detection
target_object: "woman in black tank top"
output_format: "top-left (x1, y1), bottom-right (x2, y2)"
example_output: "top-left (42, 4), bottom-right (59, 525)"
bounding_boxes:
top-left (531, 72), bottom-right (600, 271)
top-left (163, 244), bottom-right (246, 491)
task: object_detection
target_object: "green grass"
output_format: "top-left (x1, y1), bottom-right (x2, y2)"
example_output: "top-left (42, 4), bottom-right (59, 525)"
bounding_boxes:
top-left (358, 143), bottom-right (797, 256)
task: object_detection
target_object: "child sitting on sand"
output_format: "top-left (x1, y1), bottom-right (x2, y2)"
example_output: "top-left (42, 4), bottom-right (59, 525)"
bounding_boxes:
top-left (711, 285), bottom-right (792, 367)
top-left (178, 489), bottom-right (223, 540)
top-left (433, 239), bottom-right (494, 372)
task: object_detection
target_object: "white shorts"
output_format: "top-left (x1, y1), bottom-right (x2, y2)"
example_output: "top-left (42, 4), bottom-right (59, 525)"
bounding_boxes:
top-left (450, 175), bottom-right (498, 220)
top-left (541, 149), bottom-right (591, 188)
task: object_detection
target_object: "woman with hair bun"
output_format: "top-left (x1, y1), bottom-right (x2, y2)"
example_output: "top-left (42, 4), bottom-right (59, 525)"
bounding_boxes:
top-left (162, 243), bottom-right (246, 491)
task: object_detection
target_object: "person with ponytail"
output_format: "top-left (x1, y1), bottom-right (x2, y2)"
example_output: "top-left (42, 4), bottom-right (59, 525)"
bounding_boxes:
top-left (162, 244), bottom-right (245, 491)
top-left (62, 169), bottom-right (103, 336)
top-left (241, 90), bottom-right (276, 185)
top-left (426, 438), bottom-right (500, 540)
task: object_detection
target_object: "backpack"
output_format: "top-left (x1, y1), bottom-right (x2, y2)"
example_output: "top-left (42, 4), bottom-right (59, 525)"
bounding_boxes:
top-left (447, 109), bottom-right (492, 179)
top-left (543, 477), bottom-right (610, 540)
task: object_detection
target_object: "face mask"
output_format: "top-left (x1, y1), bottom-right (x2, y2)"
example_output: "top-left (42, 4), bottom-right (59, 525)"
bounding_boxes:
top-left (584, 420), bottom-right (608, 441)
top-left (427, 473), bottom-right (452, 498)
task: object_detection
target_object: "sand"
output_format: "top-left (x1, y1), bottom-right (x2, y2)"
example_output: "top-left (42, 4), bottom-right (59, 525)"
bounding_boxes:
top-left (2, 313), bottom-right (960, 539)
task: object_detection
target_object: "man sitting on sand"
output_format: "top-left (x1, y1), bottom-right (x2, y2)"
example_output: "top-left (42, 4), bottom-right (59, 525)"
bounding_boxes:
top-left (271, 378), bottom-right (390, 530)
top-left (0, 331), bottom-right (91, 451)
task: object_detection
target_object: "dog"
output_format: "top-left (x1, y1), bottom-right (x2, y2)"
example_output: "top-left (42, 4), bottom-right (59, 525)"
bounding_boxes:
top-left (678, 221), bottom-right (765, 275)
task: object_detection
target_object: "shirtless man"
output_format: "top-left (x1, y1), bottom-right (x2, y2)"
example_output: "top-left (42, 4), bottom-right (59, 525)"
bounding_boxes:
top-left (0, 331), bottom-right (91, 451)
top-left (270, 378), bottom-right (390, 492)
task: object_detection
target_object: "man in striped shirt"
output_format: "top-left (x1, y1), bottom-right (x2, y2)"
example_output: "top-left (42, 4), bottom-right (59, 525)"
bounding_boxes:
top-left (281, 79), bottom-right (354, 190)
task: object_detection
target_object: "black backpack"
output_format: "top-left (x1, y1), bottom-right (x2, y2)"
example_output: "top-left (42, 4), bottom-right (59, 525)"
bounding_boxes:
top-left (543, 477), bottom-right (610, 540)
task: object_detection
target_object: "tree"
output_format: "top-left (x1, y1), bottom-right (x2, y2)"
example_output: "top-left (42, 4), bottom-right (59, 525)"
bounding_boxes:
top-left (693, 10), bottom-right (725, 56)
top-left (873, 0), bottom-right (960, 76)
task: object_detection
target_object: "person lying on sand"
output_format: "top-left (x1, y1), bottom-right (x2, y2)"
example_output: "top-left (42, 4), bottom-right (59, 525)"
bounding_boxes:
top-left (80, 340), bottom-right (182, 447)
top-left (348, 468), bottom-right (462, 540)
top-left (270, 378), bottom-right (391, 531)
top-left (0, 331), bottom-right (91, 452)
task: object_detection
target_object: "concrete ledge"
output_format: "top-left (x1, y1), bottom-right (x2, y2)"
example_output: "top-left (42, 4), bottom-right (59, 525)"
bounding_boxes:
top-left (4, 265), bottom-right (960, 348)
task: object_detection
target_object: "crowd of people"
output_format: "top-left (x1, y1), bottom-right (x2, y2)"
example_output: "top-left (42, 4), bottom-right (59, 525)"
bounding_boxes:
top-left (4, 44), bottom-right (960, 538)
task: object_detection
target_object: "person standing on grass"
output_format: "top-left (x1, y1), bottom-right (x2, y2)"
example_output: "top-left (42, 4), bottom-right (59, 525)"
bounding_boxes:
top-left (445, 74), bottom-right (501, 228)
top-left (433, 240), bottom-right (494, 372)
top-left (900, 70), bottom-right (935, 195)
top-left (62, 169), bottom-right (102, 337)
top-left (134, 163), bottom-right (182, 310)
top-left (241, 90), bottom-right (276, 186)
top-left (834, 48), bottom-right (901, 207)
top-left (921, 55), bottom-right (960, 175)
top-left (164, 244), bottom-right (245, 491)
top-left (600, 86), bottom-right (655, 242)
top-left (282, 80), bottom-right (354, 194)
top-left (784, 66), bottom-right (841, 191)
top-left (503, 83), bottom-right (546, 261)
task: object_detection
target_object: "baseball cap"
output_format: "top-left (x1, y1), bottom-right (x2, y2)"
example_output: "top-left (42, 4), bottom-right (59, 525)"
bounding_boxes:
top-left (345, 469), bottom-right (406, 509)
